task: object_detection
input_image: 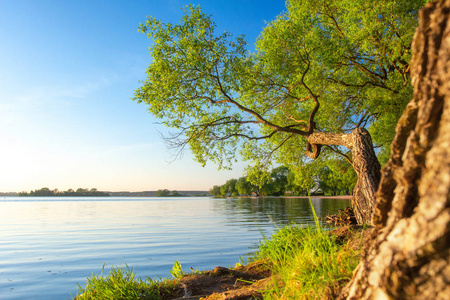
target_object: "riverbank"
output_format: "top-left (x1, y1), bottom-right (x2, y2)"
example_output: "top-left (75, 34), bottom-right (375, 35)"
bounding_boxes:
top-left (235, 195), bottom-right (352, 200)
top-left (75, 224), bottom-right (370, 299)
top-left (277, 195), bottom-right (351, 199)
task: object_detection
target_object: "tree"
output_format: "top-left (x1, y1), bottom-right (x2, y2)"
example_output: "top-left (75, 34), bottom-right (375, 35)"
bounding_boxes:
top-left (76, 188), bottom-right (88, 196)
top-left (209, 185), bottom-right (222, 197)
top-left (135, 1), bottom-right (426, 224)
top-left (235, 176), bottom-right (254, 196)
top-left (341, 1), bottom-right (450, 297)
top-left (65, 189), bottom-right (75, 196)
top-left (319, 159), bottom-right (357, 195)
top-left (220, 179), bottom-right (238, 196)
top-left (156, 189), bottom-right (171, 197)
top-left (258, 166), bottom-right (289, 196)
top-left (286, 171), bottom-right (307, 196)
top-left (29, 187), bottom-right (55, 196)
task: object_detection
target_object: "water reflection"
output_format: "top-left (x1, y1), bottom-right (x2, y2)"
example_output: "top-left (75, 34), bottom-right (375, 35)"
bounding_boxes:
top-left (211, 197), bottom-right (350, 227)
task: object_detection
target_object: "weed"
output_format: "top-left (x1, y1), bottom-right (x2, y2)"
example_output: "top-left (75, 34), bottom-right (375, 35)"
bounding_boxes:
top-left (170, 260), bottom-right (184, 279)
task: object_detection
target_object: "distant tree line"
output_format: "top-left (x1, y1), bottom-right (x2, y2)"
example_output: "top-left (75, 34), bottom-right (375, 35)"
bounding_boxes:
top-left (155, 189), bottom-right (182, 197)
top-left (209, 162), bottom-right (357, 197)
top-left (18, 187), bottom-right (110, 197)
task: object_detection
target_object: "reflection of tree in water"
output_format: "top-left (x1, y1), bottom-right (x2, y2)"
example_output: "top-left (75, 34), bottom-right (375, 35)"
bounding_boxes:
top-left (211, 197), bottom-right (351, 227)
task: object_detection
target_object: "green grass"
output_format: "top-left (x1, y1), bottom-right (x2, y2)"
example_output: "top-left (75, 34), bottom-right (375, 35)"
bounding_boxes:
top-left (75, 264), bottom-right (180, 300)
top-left (252, 225), bottom-right (361, 299)
top-left (251, 197), bottom-right (363, 299)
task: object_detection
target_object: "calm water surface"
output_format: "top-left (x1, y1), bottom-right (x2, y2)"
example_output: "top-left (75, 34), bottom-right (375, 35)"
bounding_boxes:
top-left (0, 196), bottom-right (350, 300)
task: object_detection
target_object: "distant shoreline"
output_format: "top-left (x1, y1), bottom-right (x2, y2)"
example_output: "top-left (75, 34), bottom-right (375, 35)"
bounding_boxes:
top-left (0, 193), bottom-right (352, 199)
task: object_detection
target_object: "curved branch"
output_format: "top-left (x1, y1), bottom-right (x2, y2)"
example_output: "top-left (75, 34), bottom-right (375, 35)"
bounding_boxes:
top-left (208, 64), bottom-right (313, 136)
top-left (298, 49), bottom-right (320, 134)
top-left (306, 142), bottom-right (322, 159)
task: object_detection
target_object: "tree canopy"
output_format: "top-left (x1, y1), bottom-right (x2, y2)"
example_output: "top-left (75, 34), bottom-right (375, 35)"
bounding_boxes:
top-left (134, 0), bottom-right (427, 202)
top-left (135, 0), bottom-right (424, 165)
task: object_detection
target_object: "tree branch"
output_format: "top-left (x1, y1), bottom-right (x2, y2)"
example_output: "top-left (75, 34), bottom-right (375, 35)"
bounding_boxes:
top-left (325, 145), bottom-right (353, 165)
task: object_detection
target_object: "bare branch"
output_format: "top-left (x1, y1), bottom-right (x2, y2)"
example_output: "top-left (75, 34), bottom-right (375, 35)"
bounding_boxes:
top-left (207, 63), bottom-right (313, 136)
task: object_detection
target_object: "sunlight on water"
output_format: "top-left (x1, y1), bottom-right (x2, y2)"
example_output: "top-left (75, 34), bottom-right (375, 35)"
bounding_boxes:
top-left (0, 196), bottom-right (350, 300)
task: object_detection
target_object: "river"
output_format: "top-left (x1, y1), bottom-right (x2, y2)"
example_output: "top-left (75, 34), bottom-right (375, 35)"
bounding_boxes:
top-left (0, 196), bottom-right (350, 299)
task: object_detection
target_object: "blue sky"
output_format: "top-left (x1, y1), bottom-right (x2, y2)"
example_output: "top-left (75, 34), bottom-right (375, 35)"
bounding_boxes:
top-left (0, 0), bottom-right (287, 192)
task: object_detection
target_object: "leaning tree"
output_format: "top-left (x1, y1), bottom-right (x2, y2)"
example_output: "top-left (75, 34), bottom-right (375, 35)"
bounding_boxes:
top-left (341, 0), bottom-right (450, 298)
top-left (134, 0), bottom-right (426, 224)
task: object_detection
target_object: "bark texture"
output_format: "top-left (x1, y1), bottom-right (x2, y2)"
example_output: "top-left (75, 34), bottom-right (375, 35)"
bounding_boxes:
top-left (349, 128), bottom-right (381, 225)
top-left (307, 128), bottom-right (380, 225)
top-left (340, 1), bottom-right (450, 298)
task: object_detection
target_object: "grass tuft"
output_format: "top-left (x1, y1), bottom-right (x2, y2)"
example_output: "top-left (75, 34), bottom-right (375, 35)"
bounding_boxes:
top-left (76, 264), bottom-right (179, 300)
top-left (253, 224), bottom-right (362, 299)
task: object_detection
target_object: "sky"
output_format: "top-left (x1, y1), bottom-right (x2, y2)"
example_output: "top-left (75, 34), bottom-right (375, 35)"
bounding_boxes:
top-left (0, 0), bottom-right (287, 192)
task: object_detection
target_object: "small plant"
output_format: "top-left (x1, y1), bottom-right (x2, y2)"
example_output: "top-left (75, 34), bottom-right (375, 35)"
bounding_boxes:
top-left (170, 260), bottom-right (184, 278)
top-left (234, 255), bottom-right (246, 268)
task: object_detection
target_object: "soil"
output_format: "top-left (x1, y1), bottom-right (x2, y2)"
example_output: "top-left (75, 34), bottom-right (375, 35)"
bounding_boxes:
top-left (159, 259), bottom-right (274, 300)
top-left (159, 225), bottom-right (371, 300)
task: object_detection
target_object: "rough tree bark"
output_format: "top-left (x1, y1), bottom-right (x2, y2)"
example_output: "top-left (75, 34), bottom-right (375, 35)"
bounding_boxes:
top-left (340, 1), bottom-right (450, 298)
top-left (306, 128), bottom-right (381, 225)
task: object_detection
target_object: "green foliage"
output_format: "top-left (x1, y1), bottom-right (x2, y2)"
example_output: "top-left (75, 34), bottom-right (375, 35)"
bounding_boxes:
top-left (235, 176), bottom-right (255, 196)
top-left (135, 5), bottom-right (251, 170)
top-left (219, 178), bottom-right (238, 196)
top-left (209, 185), bottom-right (222, 197)
top-left (135, 1), bottom-right (426, 175)
top-left (285, 162), bottom-right (320, 193)
top-left (209, 164), bottom-right (348, 197)
top-left (245, 166), bottom-right (271, 190)
top-left (156, 189), bottom-right (171, 197)
top-left (286, 171), bottom-right (308, 196)
top-left (318, 159), bottom-right (357, 195)
top-left (76, 264), bottom-right (178, 300)
top-left (260, 166), bottom-right (289, 196)
top-left (170, 260), bottom-right (184, 279)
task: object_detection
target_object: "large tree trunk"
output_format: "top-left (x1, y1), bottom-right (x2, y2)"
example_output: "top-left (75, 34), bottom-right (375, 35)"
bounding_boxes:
top-left (307, 128), bottom-right (381, 224)
top-left (340, 1), bottom-right (450, 298)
